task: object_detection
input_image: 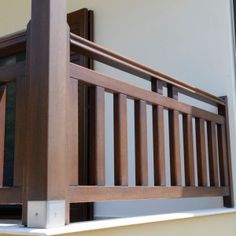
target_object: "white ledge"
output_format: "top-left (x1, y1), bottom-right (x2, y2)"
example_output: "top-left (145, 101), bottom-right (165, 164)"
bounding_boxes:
top-left (0, 208), bottom-right (236, 235)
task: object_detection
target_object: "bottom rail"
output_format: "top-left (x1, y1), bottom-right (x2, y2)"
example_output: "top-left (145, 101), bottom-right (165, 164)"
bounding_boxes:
top-left (68, 186), bottom-right (229, 203)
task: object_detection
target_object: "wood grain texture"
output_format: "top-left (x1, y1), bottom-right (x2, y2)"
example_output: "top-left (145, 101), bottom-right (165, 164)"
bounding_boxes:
top-left (153, 105), bottom-right (165, 186)
top-left (152, 79), bottom-right (165, 186)
top-left (135, 100), bottom-right (148, 186)
top-left (207, 121), bottom-right (220, 186)
top-left (0, 30), bottom-right (228, 106)
top-left (68, 8), bottom-right (95, 222)
top-left (217, 124), bottom-right (229, 187)
top-left (0, 5), bottom-right (232, 219)
top-left (183, 114), bottom-right (195, 186)
top-left (68, 186), bottom-right (229, 203)
top-left (70, 33), bottom-right (224, 106)
top-left (114, 94), bottom-right (128, 186)
top-left (218, 97), bottom-right (233, 207)
top-left (89, 86), bottom-right (105, 186)
top-left (67, 78), bottom-right (79, 186)
top-left (77, 85), bottom-right (89, 185)
top-left (196, 118), bottom-right (208, 186)
top-left (0, 30), bottom-right (26, 58)
top-left (24, 0), bottom-right (68, 201)
top-left (70, 64), bottom-right (224, 124)
top-left (168, 85), bottom-right (182, 186)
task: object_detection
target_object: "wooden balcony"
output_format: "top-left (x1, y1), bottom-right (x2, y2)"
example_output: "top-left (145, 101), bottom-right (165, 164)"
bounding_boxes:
top-left (0, 0), bottom-right (233, 228)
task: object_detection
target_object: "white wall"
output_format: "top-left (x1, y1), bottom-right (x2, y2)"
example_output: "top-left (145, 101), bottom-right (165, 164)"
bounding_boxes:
top-left (1, 0), bottom-right (236, 218)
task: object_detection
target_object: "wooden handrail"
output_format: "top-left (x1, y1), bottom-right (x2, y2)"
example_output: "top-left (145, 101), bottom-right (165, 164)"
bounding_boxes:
top-left (70, 33), bottom-right (225, 106)
top-left (0, 30), bottom-right (26, 45)
top-left (0, 30), bottom-right (26, 58)
top-left (0, 30), bottom-right (225, 106)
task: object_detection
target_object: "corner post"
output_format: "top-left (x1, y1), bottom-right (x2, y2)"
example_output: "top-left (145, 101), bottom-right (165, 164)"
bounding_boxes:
top-left (218, 96), bottom-right (234, 208)
top-left (23, 0), bottom-right (69, 228)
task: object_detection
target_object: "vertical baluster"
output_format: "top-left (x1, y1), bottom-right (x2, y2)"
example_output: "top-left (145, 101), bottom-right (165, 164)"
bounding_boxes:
top-left (218, 97), bottom-right (232, 207)
top-left (167, 85), bottom-right (182, 186)
top-left (195, 118), bottom-right (208, 186)
top-left (14, 78), bottom-right (27, 187)
top-left (89, 86), bottom-right (105, 185)
top-left (217, 123), bottom-right (229, 187)
top-left (78, 85), bottom-right (89, 185)
top-left (152, 79), bottom-right (165, 186)
top-left (183, 114), bottom-right (195, 186)
top-left (0, 86), bottom-right (6, 187)
top-left (66, 79), bottom-right (79, 185)
top-left (135, 100), bottom-right (148, 186)
top-left (207, 121), bottom-right (220, 186)
top-left (114, 93), bottom-right (128, 186)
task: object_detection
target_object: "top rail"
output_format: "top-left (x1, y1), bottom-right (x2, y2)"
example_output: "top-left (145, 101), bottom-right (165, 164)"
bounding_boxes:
top-left (0, 30), bottom-right (225, 106)
top-left (70, 33), bottom-right (225, 106)
top-left (0, 30), bottom-right (26, 58)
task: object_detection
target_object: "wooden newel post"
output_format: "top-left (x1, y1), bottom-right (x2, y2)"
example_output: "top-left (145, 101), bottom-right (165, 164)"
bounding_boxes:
top-left (23, 0), bottom-right (69, 228)
top-left (218, 97), bottom-right (234, 208)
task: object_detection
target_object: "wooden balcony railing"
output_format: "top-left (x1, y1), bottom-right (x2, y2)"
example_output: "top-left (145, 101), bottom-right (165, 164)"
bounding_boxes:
top-left (68, 33), bottom-right (232, 205)
top-left (0, 0), bottom-right (233, 228)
